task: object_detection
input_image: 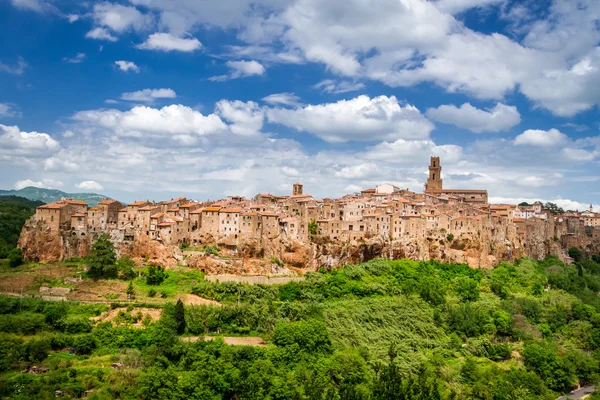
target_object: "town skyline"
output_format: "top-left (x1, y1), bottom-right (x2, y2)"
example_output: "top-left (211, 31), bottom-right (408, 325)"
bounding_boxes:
top-left (0, 0), bottom-right (598, 209)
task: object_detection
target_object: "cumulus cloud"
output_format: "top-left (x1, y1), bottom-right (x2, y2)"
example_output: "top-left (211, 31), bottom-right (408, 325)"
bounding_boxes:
top-left (0, 124), bottom-right (60, 156)
top-left (14, 179), bottom-right (64, 190)
top-left (262, 92), bottom-right (301, 107)
top-left (434, 0), bottom-right (504, 15)
top-left (313, 79), bottom-right (365, 94)
top-left (210, 60), bottom-right (266, 81)
top-left (63, 53), bottom-right (86, 64)
top-left (426, 102), bottom-right (521, 133)
top-left (514, 129), bottom-right (569, 147)
top-left (137, 33), bottom-right (202, 52)
top-left (215, 100), bottom-right (264, 136)
top-left (72, 104), bottom-right (227, 140)
top-left (115, 61), bottom-right (140, 73)
top-left (75, 180), bottom-right (104, 191)
top-left (120, 88), bottom-right (176, 103)
top-left (86, 27), bottom-right (118, 42)
top-left (0, 104), bottom-right (20, 118)
top-left (266, 95), bottom-right (434, 143)
top-left (92, 3), bottom-right (152, 33)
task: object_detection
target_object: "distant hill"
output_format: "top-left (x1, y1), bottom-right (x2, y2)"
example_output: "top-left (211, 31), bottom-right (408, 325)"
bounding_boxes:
top-left (0, 187), bottom-right (111, 207)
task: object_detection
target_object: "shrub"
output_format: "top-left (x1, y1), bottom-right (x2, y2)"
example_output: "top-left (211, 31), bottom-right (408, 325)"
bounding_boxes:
top-left (146, 265), bottom-right (167, 285)
top-left (148, 288), bottom-right (157, 297)
top-left (73, 334), bottom-right (96, 355)
top-left (25, 338), bottom-right (51, 362)
top-left (7, 248), bottom-right (23, 268)
top-left (273, 319), bottom-right (332, 354)
top-left (117, 256), bottom-right (136, 280)
top-left (203, 245), bottom-right (220, 256)
top-left (446, 233), bottom-right (454, 242)
top-left (161, 291), bottom-right (168, 298)
top-left (63, 316), bottom-right (92, 334)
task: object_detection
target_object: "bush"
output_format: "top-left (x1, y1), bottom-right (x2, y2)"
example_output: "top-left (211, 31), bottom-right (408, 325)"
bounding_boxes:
top-left (146, 265), bottom-right (167, 285)
top-left (117, 256), bottom-right (136, 280)
top-left (73, 334), bottom-right (97, 355)
top-left (446, 233), bottom-right (454, 242)
top-left (273, 319), bottom-right (332, 354)
top-left (25, 338), bottom-right (50, 362)
top-left (148, 288), bottom-right (156, 297)
top-left (203, 245), bottom-right (220, 256)
top-left (7, 248), bottom-right (24, 267)
top-left (62, 316), bottom-right (92, 334)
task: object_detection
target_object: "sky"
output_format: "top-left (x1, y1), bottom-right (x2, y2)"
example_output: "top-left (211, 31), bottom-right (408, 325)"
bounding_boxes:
top-left (0, 0), bottom-right (599, 209)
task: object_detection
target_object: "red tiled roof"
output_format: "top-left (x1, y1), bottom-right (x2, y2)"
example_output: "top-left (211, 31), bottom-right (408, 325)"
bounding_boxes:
top-left (98, 199), bottom-right (117, 205)
top-left (38, 202), bottom-right (68, 209)
top-left (220, 208), bottom-right (241, 213)
top-left (204, 206), bottom-right (222, 212)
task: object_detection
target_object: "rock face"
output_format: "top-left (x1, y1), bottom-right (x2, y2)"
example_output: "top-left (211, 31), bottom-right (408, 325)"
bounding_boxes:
top-left (18, 214), bottom-right (587, 272)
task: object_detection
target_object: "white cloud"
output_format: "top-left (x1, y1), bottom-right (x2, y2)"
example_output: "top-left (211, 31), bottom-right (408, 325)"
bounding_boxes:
top-left (514, 129), bottom-right (569, 147)
top-left (0, 57), bottom-right (27, 75)
top-left (14, 179), bottom-right (64, 190)
top-left (121, 88), bottom-right (177, 103)
top-left (10, 0), bottom-right (56, 13)
top-left (365, 139), bottom-right (463, 164)
top-left (210, 60), bottom-right (266, 81)
top-left (215, 100), bottom-right (264, 136)
top-left (0, 104), bottom-right (20, 118)
top-left (137, 33), bottom-right (202, 52)
top-left (72, 104), bottom-right (228, 139)
top-left (434, 0), bottom-right (504, 15)
top-left (262, 92), bottom-right (301, 107)
top-left (44, 156), bottom-right (78, 172)
top-left (92, 3), bottom-right (152, 33)
top-left (115, 60), bottom-right (140, 73)
top-left (426, 102), bottom-right (521, 133)
top-left (68, 14), bottom-right (79, 23)
top-left (63, 53), bottom-right (86, 64)
top-left (334, 163), bottom-right (379, 179)
top-left (62, 130), bottom-right (75, 138)
top-left (266, 95), bottom-right (434, 143)
top-left (85, 27), bottom-right (118, 42)
top-left (490, 197), bottom-right (600, 212)
top-left (313, 79), bottom-right (365, 94)
top-left (0, 124), bottom-right (60, 156)
top-left (104, 99), bottom-right (119, 105)
top-left (75, 180), bottom-right (104, 191)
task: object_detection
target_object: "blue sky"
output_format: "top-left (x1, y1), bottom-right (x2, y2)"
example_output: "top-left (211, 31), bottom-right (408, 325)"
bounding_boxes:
top-left (0, 0), bottom-right (598, 210)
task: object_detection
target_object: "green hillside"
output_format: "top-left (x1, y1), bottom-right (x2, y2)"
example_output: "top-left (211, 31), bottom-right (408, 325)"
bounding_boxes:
top-left (0, 186), bottom-right (111, 207)
top-left (2, 255), bottom-right (600, 398)
top-left (0, 196), bottom-right (43, 258)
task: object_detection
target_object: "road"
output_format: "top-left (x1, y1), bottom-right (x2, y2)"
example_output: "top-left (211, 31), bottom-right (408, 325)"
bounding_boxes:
top-left (556, 385), bottom-right (595, 400)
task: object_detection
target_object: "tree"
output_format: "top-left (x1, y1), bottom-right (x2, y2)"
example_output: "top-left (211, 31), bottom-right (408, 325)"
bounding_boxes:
top-left (146, 265), bottom-right (167, 285)
top-left (87, 234), bottom-right (117, 278)
top-left (7, 248), bottom-right (23, 267)
top-left (174, 299), bottom-right (186, 334)
top-left (126, 281), bottom-right (135, 299)
top-left (569, 247), bottom-right (583, 263)
top-left (519, 202), bottom-right (530, 206)
top-left (543, 202), bottom-right (564, 215)
top-left (116, 255), bottom-right (136, 280)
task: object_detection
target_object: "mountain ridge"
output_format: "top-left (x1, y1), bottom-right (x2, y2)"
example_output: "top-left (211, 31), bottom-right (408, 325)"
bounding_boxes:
top-left (0, 187), bottom-right (112, 207)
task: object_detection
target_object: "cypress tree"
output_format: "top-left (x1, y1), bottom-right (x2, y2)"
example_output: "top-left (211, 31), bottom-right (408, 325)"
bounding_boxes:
top-left (174, 299), bottom-right (186, 334)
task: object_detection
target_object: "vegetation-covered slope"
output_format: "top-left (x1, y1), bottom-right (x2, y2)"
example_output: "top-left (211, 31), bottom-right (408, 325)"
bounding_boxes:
top-left (2, 254), bottom-right (600, 399)
top-left (0, 196), bottom-right (43, 258)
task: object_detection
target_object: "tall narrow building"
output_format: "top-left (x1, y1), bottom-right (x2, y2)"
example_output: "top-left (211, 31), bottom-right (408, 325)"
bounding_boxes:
top-left (425, 156), bottom-right (443, 192)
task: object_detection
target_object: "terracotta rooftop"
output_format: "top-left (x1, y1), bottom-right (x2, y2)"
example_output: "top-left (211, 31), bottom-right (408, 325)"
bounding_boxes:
top-left (71, 213), bottom-right (86, 217)
top-left (151, 213), bottom-right (165, 219)
top-left (203, 206), bottom-right (222, 212)
top-left (65, 199), bottom-right (88, 205)
top-left (38, 202), bottom-right (68, 209)
top-left (98, 199), bottom-right (117, 205)
top-left (131, 201), bottom-right (149, 206)
top-left (157, 222), bottom-right (176, 227)
top-left (139, 205), bottom-right (160, 211)
top-left (190, 208), bottom-right (204, 214)
top-left (220, 208), bottom-right (241, 213)
top-left (88, 206), bottom-right (100, 211)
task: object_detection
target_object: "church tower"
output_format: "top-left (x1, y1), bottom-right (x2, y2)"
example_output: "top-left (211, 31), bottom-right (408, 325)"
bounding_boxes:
top-left (293, 182), bottom-right (303, 196)
top-left (425, 156), bottom-right (443, 192)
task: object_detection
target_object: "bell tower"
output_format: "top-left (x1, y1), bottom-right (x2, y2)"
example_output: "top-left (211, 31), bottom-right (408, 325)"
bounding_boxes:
top-left (293, 182), bottom-right (303, 196)
top-left (425, 156), bottom-right (443, 192)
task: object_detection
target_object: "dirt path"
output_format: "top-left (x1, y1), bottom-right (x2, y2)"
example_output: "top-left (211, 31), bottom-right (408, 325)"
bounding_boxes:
top-left (182, 336), bottom-right (267, 347)
top-left (178, 294), bottom-right (221, 307)
top-left (204, 275), bottom-right (304, 285)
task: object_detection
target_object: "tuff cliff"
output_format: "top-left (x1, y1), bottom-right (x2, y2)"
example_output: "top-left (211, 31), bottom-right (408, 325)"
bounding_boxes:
top-left (17, 215), bottom-right (581, 271)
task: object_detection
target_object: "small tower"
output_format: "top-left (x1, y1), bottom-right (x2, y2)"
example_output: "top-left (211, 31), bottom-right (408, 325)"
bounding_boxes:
top-left (425, 156), bottom-right (443, 192)
top-left (293, 182), bottom-right (303, 196)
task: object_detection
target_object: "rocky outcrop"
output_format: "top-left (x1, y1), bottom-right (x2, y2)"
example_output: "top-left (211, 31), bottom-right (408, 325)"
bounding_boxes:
top-left (18, 218), bottom-right (64, 263)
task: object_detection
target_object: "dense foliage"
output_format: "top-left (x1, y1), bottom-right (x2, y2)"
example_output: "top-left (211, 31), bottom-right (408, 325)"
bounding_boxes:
top-left (2, 255), bottom-right (600, 399)
top-left (86, 234), bottom-right (117, 278)
top-left (0, 195), bottom-right (43, 258)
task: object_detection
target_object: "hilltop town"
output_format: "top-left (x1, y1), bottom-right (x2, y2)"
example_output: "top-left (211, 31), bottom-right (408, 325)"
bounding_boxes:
top-left (18, 157), bottom-right (600, 271)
